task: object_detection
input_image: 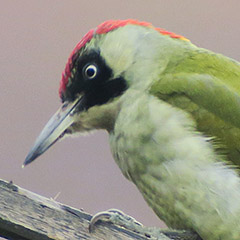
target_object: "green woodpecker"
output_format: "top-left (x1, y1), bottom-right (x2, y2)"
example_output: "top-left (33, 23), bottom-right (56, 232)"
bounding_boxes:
top-left (24, 20), bottom-right (240, 239)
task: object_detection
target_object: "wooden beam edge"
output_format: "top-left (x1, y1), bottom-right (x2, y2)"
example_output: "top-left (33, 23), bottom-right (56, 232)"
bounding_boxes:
top-left (0, 179), bottom-right (200, 240)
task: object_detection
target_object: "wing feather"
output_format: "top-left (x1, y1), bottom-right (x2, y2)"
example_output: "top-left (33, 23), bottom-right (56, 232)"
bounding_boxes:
top-left (150, 50), bottom-right (240, 165)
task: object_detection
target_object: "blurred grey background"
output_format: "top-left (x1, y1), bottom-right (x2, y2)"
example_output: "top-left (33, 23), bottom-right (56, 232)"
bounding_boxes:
top-left (1, 0), bottom-right (240, 229)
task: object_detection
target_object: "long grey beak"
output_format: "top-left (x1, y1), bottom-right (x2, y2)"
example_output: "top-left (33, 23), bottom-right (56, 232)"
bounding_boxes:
top-left (23, 97), bottom-right (82, 167)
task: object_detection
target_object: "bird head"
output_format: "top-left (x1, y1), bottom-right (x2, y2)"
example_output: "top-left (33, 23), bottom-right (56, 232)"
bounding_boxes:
top-left (24, 19), bottom-right (188, 166)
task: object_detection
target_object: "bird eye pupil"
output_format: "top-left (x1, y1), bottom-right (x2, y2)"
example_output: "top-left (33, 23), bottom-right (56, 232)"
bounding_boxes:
top-left (84, 64), bottom-right (97, 79)
top-left (86, 68), bottom-right (95, 77)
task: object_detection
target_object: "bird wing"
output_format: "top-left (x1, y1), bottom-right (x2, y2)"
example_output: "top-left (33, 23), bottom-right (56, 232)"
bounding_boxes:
top-left (150, 49), bottom-right (240, 166)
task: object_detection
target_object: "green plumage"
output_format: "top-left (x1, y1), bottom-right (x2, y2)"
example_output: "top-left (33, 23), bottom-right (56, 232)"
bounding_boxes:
top-left (151, 49), bottom-right (240, 166)
top-left (25, 22), bottom-right (240, 240)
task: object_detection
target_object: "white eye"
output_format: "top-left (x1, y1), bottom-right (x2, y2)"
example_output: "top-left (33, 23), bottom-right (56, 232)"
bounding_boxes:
top-left (84, 64), bottom-right (98, 79)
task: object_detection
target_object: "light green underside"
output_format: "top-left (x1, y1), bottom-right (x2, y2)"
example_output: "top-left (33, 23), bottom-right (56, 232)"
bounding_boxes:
top-left (150, 49), bottom-right (240, 166)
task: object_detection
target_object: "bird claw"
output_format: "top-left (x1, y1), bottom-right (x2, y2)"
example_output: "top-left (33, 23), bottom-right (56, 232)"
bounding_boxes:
top-left (89, 208), bottom-right (143, 233)
top-left (89, 209), bottom-right (200, 240)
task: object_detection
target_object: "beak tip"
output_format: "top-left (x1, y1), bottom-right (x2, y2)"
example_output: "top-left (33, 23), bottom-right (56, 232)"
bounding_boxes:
top-left (22, 157), bottom-right (31, 168)
top-left (23, 150), bottom-right (39, 167)
top-left (23, 99), bottom-right (77, 168)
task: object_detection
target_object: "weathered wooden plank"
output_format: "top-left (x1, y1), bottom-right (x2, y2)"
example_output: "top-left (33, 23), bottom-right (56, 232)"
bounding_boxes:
top-left (0, 179), bottom-right (199, 240)
top-left (0, 179), bottom-right (147, 240)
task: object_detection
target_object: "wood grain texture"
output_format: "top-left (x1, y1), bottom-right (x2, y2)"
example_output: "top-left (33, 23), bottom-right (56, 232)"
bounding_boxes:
top-left (0, 179), bottom-right (199, 240)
